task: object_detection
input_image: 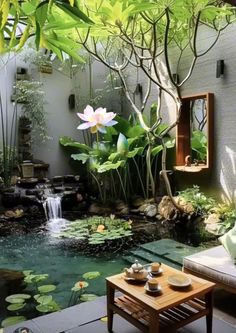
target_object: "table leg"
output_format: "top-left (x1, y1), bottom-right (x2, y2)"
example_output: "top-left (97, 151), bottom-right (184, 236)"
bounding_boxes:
top-left (149, 311), bottom-right (159, 333)
top-left (205, 291), bottom-right (213, 333)
top-left (107, 281), bottom-right (115, 332)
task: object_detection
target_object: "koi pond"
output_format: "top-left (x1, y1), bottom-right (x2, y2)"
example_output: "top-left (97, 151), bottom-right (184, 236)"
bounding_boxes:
top-left (0, 230), bottom-right (127, 324)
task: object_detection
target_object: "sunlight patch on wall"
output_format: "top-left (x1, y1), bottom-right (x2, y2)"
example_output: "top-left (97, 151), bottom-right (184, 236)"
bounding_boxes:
top-left (220, 146), bottom-right (236, 205)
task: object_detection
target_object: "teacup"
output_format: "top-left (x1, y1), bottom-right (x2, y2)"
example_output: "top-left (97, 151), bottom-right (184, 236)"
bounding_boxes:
top-left (148, 278), bottom-right (159, 291)
top-left (151, 262), bottom-right (161, 273)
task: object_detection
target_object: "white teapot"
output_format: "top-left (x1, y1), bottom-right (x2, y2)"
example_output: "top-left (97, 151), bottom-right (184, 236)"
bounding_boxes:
top-left (124, 260), bottom-right (148, 280)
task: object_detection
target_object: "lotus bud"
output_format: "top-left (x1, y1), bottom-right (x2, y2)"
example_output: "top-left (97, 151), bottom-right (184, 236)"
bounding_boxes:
top-left (117, 133), bottom-right (128, 155)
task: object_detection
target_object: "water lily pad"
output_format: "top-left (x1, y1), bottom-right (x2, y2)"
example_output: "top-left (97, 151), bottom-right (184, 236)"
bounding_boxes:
top-left (36, 300), bottom-right (60, 313)
top-left (38, 284), bottom-right (56, 293)
top-left (82, 271), bottom-right (100, 279)
top-left (1, 316), bottom-right (26, 328)
top-left (6, 294), bottom-right (31, 303)
top-left (36, 295), bottom-right (53, 304)
top-left (7, 303), bottom-right (26, 311)
top-left (80, 293), bottom-right (98, 302)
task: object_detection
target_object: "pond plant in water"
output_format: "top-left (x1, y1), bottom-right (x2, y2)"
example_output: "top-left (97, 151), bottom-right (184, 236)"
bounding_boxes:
top-left (52, 215), bottom-right (133, 246)
top-left (2, 270), bottom-right (100, 328)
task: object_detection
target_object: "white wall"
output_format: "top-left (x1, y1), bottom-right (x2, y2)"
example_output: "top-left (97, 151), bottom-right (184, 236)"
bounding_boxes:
top-left (178, 24), bottom-right (236, 204)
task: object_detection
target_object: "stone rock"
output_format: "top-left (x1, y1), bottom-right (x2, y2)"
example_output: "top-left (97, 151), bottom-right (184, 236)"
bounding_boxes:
top-left (52, 176), bottom-right (63, 184)
top-left (64, 175), bottom-right (75, 183)
top-left (143, 204), bottom-right (157, 217)
top-left (115, 200), bottom-right (129, 214)
top-left (132, 197), bottom-right (146, 208)
top-left (158, 196), bottom-right (178, 220)
top-left (88, 203), bottom-right (112, 215)
top-left (158, 195), bottom-right (195, 220)
top-left (20, 195), bottom-right (40, 206)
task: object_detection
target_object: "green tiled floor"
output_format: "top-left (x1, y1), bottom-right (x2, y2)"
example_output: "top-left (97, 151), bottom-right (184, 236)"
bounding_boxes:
top-left (124, 238), bottom-right (204, 268)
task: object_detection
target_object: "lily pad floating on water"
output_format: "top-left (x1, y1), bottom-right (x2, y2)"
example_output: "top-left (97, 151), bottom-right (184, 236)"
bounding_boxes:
top-left (52, 216), bottom-right (133, 246)
top-left (1, 316), bottom-right (26, 328)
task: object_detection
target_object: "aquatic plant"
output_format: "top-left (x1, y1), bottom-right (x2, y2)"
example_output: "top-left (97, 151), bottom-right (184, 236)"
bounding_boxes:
top-left (68, 271), bottom-right (100, 306)
top-left (53, 215), bottom-right (133, 245)
top-left (2, 270), bottom-right (100, 328)
top-left (2, 270), bottom-right (59, 328)
top-left (77, 105), bottom-right (117, 134)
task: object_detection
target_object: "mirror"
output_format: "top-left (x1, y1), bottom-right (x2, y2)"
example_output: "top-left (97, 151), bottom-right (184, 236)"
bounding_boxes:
top-left (175, 93), bottom-right (214, 172)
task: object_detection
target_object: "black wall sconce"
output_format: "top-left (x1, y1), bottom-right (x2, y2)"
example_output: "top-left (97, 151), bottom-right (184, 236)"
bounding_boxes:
top-left (68, 94), bottom-right (75, 110)
top-left (216, 60), bottom-right (224, 78)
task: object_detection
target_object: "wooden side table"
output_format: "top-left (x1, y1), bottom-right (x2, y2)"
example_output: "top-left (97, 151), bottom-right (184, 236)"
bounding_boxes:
top-left (106, 264), bottom-right (215, 333)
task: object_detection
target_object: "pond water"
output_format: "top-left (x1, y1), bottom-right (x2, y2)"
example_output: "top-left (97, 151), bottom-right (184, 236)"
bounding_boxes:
top-left (0, 231), bottom-right (127, 320)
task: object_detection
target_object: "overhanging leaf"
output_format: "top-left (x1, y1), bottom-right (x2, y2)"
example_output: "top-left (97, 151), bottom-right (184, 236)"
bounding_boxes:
top-left (55, 1), bottom-right (94, 24)
top-left (36, 1), bottom-right (48, 27)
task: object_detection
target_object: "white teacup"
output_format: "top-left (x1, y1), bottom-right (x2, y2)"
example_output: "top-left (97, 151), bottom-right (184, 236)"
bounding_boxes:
top-left (151, 262), bottom-right (161, 273)
top-left (148, 278), bottom-right (159, 291)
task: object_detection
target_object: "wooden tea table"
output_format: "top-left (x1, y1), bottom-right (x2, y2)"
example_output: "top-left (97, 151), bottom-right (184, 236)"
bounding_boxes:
top-left (106, 263), bottom-right (215, 333)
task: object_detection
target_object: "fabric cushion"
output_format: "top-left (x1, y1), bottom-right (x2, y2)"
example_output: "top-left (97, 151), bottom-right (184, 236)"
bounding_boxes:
top-left (219, 225), bottom-right (236, 263)
top-left (183, 245), bottom-right (236, 288)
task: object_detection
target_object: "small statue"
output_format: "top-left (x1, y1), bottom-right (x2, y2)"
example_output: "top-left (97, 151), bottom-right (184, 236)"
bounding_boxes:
top-left (185, 155), bottom-right (191, 166)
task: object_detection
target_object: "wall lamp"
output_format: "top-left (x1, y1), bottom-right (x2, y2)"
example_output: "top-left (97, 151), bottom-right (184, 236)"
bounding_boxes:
top-left (216, 60), bottom-right (224, 78)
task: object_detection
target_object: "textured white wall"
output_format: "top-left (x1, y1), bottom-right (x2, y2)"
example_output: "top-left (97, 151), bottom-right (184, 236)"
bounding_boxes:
top-left (178, 24), bottom-right (236, 204)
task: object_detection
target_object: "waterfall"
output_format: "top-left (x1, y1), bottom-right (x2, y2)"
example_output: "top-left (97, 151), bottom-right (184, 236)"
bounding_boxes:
top-left (43, 196), bottom-right (62, 220)
top-left (43, 196), bottom-right (67, 234)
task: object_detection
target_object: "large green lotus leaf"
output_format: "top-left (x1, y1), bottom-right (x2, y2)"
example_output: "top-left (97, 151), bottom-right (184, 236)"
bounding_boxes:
top-left (126, 125), bottom-right (145, 138)
top-left (71, 153), bottom-right (90, 164)
top-left (38, 285), bottom-right (56, 293)
top-left (1, 316), bottom-right (26, 328)
top-left (59, 136), bottom-right (91, 151)
top-left (127, 147), bottom-right (143, 158)
top-left (97, 160), bottom-right (124, 173)
top-left (80, 294), bottom-right (98, 302)
top-left (151, 145), bottom-right (163, 156)
top-left (7, 303), bottom-right (26, 311)
top-left (6, 294), bottom-right (31, 303)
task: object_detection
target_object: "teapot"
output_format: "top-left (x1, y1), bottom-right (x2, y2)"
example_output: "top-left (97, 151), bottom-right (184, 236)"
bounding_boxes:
top-left (124, 260), bottom-right (148, 280)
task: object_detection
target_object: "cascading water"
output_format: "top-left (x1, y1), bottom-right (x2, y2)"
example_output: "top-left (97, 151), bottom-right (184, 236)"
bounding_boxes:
top-left (43, 196), bottom-right (68, 234)
top-left (43, 196), bottom-right (62, 220)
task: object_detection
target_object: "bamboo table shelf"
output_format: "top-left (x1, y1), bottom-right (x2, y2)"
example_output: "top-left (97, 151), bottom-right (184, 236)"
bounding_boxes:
top-left (106, 264), bottom-right (215, 333)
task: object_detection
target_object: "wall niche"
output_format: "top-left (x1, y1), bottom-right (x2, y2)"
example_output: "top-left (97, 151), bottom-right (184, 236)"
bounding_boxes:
top-left (175, 92), bottom-right (214, 172)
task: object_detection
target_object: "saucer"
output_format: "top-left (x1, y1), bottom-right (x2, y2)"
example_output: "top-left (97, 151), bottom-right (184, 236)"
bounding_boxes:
top-left (144, 283), bottom-right (162, 294)
top-left (167, 274), bottom-right (191, 287)
top-left (148, 267), bottom-right (163, 276)
top-left (124, 276), bottom-right (148, 284)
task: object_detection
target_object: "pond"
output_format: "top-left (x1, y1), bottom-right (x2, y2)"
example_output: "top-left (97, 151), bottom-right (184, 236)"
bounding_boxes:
top-left (0, 231), bottom-right (127, 322)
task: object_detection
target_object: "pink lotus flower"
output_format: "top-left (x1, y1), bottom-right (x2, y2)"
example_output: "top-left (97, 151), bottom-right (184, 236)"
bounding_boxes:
top-left (77, 105), bottom-right (117, 134)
